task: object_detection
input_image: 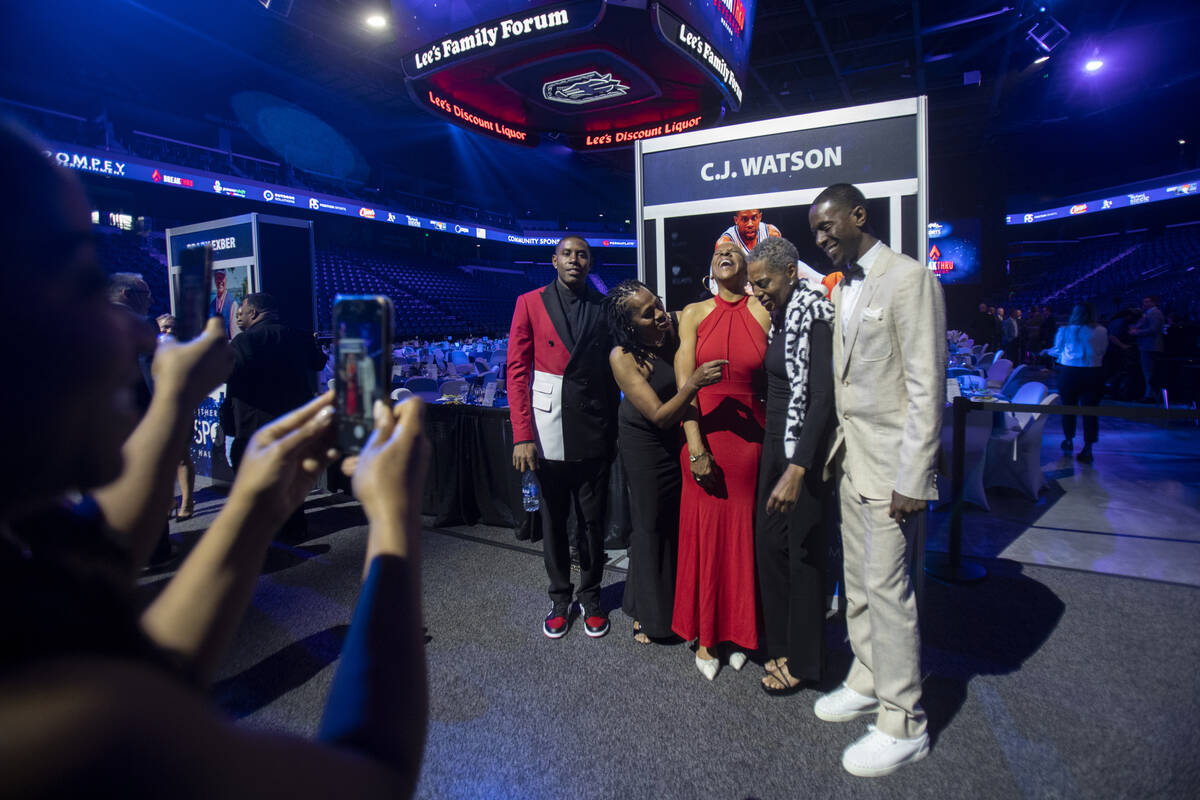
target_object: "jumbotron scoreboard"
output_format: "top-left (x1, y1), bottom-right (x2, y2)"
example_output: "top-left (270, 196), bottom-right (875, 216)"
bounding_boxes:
top-left (393, 1), bottom-right (756, 149)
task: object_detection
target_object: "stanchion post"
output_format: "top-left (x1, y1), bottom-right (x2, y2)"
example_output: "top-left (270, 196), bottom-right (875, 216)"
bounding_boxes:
top-left (926, 395), bottom-right (987, 583)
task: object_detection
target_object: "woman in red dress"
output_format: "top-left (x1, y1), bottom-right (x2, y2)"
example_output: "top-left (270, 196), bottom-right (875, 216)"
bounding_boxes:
top-left (673, 242), bottom-right (771, 680)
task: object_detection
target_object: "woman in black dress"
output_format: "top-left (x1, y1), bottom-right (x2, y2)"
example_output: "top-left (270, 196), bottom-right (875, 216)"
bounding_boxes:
top-left (745, 238), bottom-right (836, 695)
top-left (604, 280), bottom-right (726, 643)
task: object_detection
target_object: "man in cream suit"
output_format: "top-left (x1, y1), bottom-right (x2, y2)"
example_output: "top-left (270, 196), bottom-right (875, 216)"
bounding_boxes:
top-left (809, 184), bottom-right (946, 777)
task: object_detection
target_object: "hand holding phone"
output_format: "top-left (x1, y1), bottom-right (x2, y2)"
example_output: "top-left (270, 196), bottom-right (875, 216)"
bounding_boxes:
top-left (176, 245), bottom-right (213, 341)
top-left (333, 295), bottom-right (394, 454)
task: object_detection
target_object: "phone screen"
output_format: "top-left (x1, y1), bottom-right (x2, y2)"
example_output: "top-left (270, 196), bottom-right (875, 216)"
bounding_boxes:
top-left (333, 295), bottom-right (393, 453)
top-left (176, 245), bottom-right (213, 341)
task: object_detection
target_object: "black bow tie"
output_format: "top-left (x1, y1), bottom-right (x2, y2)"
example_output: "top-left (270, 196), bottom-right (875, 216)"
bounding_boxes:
top-left (842, 263), bottom-right (865, 284)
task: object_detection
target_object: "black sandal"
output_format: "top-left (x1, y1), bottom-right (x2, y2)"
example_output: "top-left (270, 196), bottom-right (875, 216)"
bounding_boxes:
top-left (761, 664), bottom-right (805, 697)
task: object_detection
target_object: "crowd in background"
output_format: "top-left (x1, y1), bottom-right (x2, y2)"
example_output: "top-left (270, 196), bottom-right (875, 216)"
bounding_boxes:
top-left (965, 297), bottom-right (1200, 403)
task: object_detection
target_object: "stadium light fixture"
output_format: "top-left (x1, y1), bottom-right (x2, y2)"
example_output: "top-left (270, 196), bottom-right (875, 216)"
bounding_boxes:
top-left (364, 12), bottom-right (388, 30)
top-left (1084, 59), bottom-right (1104, 72)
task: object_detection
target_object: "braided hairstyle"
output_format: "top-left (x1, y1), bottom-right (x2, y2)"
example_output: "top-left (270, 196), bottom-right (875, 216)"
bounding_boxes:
top-left (604, 279), bottom-right (673, 370)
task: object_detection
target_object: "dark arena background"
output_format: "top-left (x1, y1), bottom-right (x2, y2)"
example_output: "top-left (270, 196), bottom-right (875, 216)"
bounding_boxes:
top-left (2, 1), bottom-right (1199, 797)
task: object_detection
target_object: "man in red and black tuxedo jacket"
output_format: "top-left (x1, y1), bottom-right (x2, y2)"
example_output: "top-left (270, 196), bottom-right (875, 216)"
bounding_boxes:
top-left (508, 235), bottom-right (619, 640)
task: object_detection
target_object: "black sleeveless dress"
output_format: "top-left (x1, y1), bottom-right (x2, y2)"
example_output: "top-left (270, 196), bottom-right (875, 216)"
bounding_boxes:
top-left (618, 350), bottom-right (682, 639)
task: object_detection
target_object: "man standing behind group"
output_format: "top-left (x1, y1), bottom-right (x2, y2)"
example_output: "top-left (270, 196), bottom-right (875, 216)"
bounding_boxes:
top-left (970, 303), bottom-right (993, 348)
top-left (1001, 307), bottom-right (1019, 355)
top-left (225, 292), bottom-right (326, 539)
top-left (808, 184), bottom-right (945, 778)
top-left (107, 272), bottom-right (156, 413)
top-left (508, 236), bottom-right (619, 639)
top-left (1129, 295), bottom-right (1165, 402)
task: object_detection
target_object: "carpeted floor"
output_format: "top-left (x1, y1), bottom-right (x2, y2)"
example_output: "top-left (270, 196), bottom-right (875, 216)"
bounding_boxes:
top-left (143, 488), bottom-right (1200, 799)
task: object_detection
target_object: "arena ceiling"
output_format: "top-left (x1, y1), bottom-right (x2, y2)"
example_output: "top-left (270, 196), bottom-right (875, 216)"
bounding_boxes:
top-left (2, 1), bottom-right (1197, 222)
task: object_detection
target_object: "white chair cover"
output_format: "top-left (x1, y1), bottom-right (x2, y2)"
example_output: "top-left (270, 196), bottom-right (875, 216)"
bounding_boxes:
top-left (984, 393), bottom-right (1060, 500)
top-left (986, 358), bottom-right (1014, 388)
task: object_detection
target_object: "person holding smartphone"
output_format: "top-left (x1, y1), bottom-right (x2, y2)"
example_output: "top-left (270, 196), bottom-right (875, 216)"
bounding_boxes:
top-left (0, 122), bottom-right (431, 798)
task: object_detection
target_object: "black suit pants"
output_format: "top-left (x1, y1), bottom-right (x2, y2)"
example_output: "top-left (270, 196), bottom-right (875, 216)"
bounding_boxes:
top-left (537, 457), bottom-right (610, 608)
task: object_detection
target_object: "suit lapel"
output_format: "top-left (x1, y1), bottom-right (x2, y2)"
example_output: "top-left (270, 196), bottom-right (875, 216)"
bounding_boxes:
top-left (832, 282), bottom-right (845, 375)
top-left (840, 246), bottom-right (892, 375)
top-left (540, 282), bottom-right (577, 352)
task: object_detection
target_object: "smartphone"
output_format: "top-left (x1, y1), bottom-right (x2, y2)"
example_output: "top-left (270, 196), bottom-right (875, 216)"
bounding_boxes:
top-left (176, 245), bottom-right (213, 341)
top-left (333, 295), bottom-right (394, 454)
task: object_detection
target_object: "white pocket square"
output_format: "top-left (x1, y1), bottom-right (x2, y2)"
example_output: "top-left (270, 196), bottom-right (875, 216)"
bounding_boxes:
top-left (861, 307), bottom-right (883, 321)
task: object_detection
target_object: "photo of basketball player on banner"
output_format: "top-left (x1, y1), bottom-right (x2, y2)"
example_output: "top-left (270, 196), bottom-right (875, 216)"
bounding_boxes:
top-left (715, 209), bottom-right (781, 254)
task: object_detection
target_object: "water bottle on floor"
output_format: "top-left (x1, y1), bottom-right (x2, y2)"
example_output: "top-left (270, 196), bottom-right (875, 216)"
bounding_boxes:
top-left (522, 471), bottom-right (540, 512)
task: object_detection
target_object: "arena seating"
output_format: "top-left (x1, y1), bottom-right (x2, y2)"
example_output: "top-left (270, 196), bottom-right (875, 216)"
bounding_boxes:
top-left (94, 227), bottom-right (171, 318)
top-left (88, 232), bottom-right (640, 339)
top-left (1008, 223), bottom-right (1200, 316)
top-left (315, 246), bottom-right (636, 338)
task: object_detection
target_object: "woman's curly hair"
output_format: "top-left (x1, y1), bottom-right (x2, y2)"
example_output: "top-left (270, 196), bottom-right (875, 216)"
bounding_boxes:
top-left (603, 279), bottom-right (675, 370)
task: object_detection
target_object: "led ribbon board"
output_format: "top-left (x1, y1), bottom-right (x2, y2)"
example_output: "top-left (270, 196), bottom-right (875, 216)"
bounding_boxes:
top-left (44, 142), bottom-right (634, 248)
top-left (1005, 172), bottom-right (1200, 225)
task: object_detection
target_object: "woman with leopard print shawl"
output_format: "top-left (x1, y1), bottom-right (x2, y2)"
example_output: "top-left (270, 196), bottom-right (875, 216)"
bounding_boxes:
top-left (745, 237), bottom-right (837, 696)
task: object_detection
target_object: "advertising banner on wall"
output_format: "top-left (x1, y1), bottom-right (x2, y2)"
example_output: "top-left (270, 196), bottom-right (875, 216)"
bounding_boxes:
top-left (45, 142), bottom-right (633, 247)
top-left (635, 97), bottom-right (928, 309)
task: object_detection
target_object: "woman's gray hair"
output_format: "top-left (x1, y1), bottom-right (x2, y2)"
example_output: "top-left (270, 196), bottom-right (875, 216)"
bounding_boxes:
top-left (747, 237), bottom-right (799, 274)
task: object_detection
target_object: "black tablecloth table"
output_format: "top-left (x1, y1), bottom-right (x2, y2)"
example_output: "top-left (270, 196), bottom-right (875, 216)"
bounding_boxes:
top-left (423, 403), bottom-right (631, 548)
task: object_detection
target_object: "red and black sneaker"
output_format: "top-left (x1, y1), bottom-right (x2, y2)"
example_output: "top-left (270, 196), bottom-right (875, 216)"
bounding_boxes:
top-left (543, 603), bottom-right (571, 639)
top-left (578, 603), bottom-right (610, 638)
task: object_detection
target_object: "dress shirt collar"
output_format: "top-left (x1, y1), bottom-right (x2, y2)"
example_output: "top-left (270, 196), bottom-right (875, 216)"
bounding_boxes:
top-left (853, 239), bottom-right (884, 279)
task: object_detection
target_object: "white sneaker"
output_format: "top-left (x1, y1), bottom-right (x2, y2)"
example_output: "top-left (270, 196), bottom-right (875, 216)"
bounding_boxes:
top-left (813, 684), bottom-right (880, 722)
top-left (841, 725), bottom-right (930, 777)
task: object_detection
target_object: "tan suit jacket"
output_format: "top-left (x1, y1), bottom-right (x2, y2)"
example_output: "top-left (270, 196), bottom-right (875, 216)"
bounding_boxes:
top-left (826, 244), bottom-right (946, 500)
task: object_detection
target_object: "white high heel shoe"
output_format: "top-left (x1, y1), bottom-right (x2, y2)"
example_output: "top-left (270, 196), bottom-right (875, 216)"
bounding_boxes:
top-left (695, 653), bottom-right (720, 681)
top-left (728, 651), bottom-right (748, 671)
